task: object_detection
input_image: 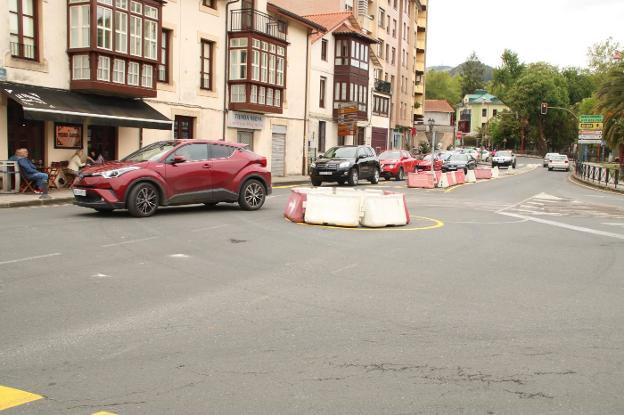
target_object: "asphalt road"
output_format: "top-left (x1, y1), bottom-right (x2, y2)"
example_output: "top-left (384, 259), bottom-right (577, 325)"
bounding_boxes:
top-left (1, 158), bottom-right (624, 414)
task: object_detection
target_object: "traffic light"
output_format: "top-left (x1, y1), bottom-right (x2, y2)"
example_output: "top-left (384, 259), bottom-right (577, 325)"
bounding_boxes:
top-left (540, 102), bottom-right (548, 115)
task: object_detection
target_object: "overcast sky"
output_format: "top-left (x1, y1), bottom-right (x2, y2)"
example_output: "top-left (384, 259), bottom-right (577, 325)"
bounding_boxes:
top-left (427, 0), bottom-right (624, 69)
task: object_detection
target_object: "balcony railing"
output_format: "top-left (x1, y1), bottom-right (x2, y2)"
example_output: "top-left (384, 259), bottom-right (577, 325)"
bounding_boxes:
top-left (374, 79), bottom-right (392, 95)
top-left (230, 9), bottom-right (287, 42)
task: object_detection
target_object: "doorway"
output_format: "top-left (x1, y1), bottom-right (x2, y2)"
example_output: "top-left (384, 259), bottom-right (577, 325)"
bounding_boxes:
top-left (237, 130), bottom-right (254, 150)
top-left (88, 125), bottom-right (117, 161)
top-left (271, 127), bottom-right (286, 177)
top-left (174, 115), bottom-right (195, 139)
top-left (357, 127), bottom-right (365, 145)
top-left (7, 99), bottom-right (45, 165)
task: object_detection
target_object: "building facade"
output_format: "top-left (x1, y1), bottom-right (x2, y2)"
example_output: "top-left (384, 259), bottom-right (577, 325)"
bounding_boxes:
top-left (456, 90), bottom-right (509, 138)
top-left (1, 0), bottom-right (324, 178)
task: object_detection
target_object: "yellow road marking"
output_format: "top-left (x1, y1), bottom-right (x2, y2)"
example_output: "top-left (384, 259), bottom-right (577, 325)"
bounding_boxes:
top-left (273, 184), bottom-right (300, 189)
top-left (92, 412), bottom-right (119, 415)
top-left (289, 216), bottom-right (444, 232)
top-left (0, 385), bottom-right (43, 411)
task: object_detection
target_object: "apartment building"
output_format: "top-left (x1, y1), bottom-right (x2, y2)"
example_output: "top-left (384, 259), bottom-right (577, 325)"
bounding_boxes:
top-left (273, 0), bottom-right (429, 152)
top-left (1, 0), bottom-right (324, 176)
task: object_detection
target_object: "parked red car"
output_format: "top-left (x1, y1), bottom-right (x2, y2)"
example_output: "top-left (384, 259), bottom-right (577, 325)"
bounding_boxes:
top-left (72, 140), bottom-right (271, 217)
top-left (414, 154), bottom-right (444, 171)
top-left (378, 150), bottom-right (417, 180)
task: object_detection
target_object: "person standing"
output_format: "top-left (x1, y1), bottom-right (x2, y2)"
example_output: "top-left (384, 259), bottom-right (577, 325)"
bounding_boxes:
top-left (9, 148), bottom-right (50, 198)
top-left (68, 149), bottom-right (86, 175)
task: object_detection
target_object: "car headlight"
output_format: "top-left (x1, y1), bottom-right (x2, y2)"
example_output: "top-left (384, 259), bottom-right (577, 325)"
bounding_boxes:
top-left (94, 166), bottom-right (140, 179)
top-left (310, 162), bottom-right (316, 168)
top-left (339, 161), bottom-right (351, 168)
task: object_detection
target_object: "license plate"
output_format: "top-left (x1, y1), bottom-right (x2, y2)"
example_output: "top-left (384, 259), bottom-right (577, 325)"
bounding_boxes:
top-left (319, 171), bottom-right (332, 175)
top-left (73, 188), bottom-right (87, 196)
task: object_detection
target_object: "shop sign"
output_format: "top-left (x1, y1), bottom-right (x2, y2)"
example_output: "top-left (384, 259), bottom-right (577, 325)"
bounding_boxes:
top-left (228, 111), bottom-right (264, 130)
top-left (54, 123), bottom-right (83, 149)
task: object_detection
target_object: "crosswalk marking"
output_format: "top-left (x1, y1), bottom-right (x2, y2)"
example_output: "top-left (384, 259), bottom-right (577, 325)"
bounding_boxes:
top-left (0, 385), bottom-right (43, 411)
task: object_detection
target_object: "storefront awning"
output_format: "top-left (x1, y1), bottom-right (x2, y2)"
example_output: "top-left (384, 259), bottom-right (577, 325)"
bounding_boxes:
top-left (0, 81), bottom-right (172, 130)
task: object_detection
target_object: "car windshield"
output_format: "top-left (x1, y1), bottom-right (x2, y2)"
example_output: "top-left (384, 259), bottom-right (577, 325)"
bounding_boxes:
top-left (123, 141), bottom-right (177, 162)
top-left (323, 147), bottom-right (357, 159)
top-left (450, 154), bottom-right (468, 161)
top-left (497, 151), bottom-right (512, 157)
top-left (379, 151), bottom-right (401, 159)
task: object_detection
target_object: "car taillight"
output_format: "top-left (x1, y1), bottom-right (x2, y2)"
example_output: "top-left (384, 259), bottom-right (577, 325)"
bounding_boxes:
top-left (564, 160), bottom-right (568, 164)
top-left (258, 157), bottom-right (267, 167)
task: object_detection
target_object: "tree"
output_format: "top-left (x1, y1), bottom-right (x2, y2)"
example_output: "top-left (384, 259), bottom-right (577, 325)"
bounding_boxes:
top-left (489, 112), bottom-right (522, 149)
top-left (425, 70), bottom-right (462, 105)
top-left (562, 67), bottom-right (596, 105)
top-left (460, 52), bottom-right (486, 97)
top-left (587, 37), bottom-right (622, 77)
top-left (507, 63), bottom-right (570, 153)
top-left (491, 49), bottom-right (525, 101)
top-left (595, 61), bottom-right (624, 153)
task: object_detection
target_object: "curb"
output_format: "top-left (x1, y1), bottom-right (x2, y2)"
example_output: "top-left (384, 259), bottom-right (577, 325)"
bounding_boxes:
top-left (0, 196), bottom-right (74, 208)
top-left (570, 174), bottom-right (624, 195)
top-left (273, 179), bottom-right (311, 187)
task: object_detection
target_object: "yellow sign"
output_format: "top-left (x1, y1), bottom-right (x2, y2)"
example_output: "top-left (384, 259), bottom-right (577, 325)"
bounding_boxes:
top-left (579, 122), bottom-right (603, 130)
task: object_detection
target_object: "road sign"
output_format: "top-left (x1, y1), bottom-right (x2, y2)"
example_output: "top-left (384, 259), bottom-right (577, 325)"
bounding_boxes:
top-left (579, 122), bottom-right (603, 130)
top-left (579, 114), bottom-right (604, 123)
top-left (579, 134), bottom-right (603, 140)
top-left (579, 130), bottom-right (603, 136)
top-left (578, 139), bottom-right (604, 145)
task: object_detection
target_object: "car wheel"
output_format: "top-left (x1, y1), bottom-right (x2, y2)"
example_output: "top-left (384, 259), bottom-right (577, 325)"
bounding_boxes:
top-left (239, 179), bottom-right (266, 211)
top-left (396, 168), bottom-right (404, 181)
top-left (127, 182), bottom-right (159, 218)
top-left (548, 167), bottom-right (553, 171)
top-left (384, 176), bottom-right (391, 181)
top-left (370, 168), bottom-right (380, 184)
top-left (347, 168), bottom-right (359, 186)
top-left (311, 178), bottom-right (322, 187)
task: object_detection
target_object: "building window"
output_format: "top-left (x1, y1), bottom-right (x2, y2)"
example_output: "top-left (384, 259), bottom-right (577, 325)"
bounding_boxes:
top-left (116, 0), bottom-right (128, 10)
top-left (72, 54), bottom-right (90, 80)
top-left (97, 6), bottom-right (113, 50)
top-left (250, 85), bottom-right (258, 103)
top-left (493, 109), bottom-right (498, 117)
top-left (113, 59), bottom-right (125, 83)
top-left (69, 4), bottom-right (90, 49)
top-left (482, 108), bottom-right (487, 117)
top-left (268, 54), bottom-right (275, 84)
top-left (229, 38), bottom-right (248, 81)
top-left (141, 64), bottom-right (153, 87)
top-left (266, 88), bottom-right (273, 106)
top-left (321, 39), bottom-right (328, 61)
top-left (130, 15), bottom-right (142, 56)
top-left (9, 0), bottom-right (37, 60)
top-left (128, 61), bottom-right (140, 85)
top-left (391, 47), bottom-right (396, 65)
top-left (251, 49), bottom-right (260, 81)
top-left (174, 115), bottom-right (194, 139)
top-left (202, 0), bottom-right (215, 8)
top-left (378, 8), bottom-right (385, 27)
top-left (231, 84), bottom-right (246, 103)
top-left (378, 39), bottom-right (384, 58)
top-left (276, 56), bottom-right (284, 86)
top-left (392, 19), bottom-right (397, 38)
top-left (114, 10), bottom-right (128, 53)
top-left (143, 19), bottom-right (157, 60)
top-left (159, 29), bottom-right (170, 82)
top-left (258, 86), bottom-right (265, 105)
top-left (201, 39), bottom-right (214, 90)
top-left (385, 44), bottom-right (389, 61)
top-left (144, 5), bottom-right (158, 19)
top-left (373, 95), bottom-right (389, 116)
top-left (318, 121), bottom-right (326, 153)
top-left (130, 1), bottom-right (142, 14)
top-left (97, 55), bottom-right (110, 81)
top-left (319, 77), bottom-right (326, 108)
top-left (274, 90), bottom-right (281, 107)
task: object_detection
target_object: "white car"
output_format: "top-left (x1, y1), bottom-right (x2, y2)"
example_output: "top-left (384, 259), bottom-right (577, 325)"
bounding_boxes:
top-left (548, 155), bottom-right (570, 172)
top-left (543, 152), bottom-right (559, 167)
top-left (491, 150), bottom-right (516, 168)
top-left (480, 149), bottom-right (491, 162)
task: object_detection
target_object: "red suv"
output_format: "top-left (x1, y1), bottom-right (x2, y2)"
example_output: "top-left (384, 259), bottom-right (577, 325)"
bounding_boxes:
top-left (72, 140), bottom-right (272, 217)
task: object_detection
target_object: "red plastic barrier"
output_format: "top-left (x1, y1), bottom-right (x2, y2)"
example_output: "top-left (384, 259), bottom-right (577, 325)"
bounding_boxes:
top-left (455, 169), bottom-right (465, 184)
top-left (407, 172), bottom-right (435, 188)
top-left (284, 189), bottom-right (307, 223)
top-left (447, 171), bottom-right (457, 186)
top-left (475, 168), bottom-right (493, 180)
top-left (384, 191), bottom-right (411, 224)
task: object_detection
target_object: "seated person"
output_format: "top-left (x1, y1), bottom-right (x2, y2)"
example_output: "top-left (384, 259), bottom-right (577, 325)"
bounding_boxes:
top-left (67, 149), bottom-right (86, 175)
top-left (9, 148), bottom-right (49, 197)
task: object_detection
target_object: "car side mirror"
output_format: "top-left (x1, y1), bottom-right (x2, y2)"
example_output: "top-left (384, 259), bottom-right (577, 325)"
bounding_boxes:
top-left (172, 155), bottom-right (186, 164)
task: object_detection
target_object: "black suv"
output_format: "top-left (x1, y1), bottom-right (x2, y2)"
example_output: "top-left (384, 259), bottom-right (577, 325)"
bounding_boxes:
top-left (310, 145), bottom-right (380, 186)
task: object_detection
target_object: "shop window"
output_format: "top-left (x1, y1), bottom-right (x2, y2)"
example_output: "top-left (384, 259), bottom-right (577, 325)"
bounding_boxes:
top-left (9, 0), bottom-right (38, 60)
top-left (201, 39), bottom-right (214, 90)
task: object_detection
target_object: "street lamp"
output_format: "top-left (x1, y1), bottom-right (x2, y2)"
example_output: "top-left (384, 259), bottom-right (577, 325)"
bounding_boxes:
top-left (428, 118), bottom-right (436, 175)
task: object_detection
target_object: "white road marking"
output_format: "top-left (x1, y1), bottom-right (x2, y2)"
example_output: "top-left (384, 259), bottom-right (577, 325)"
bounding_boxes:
top-left (533, 192), bottom-right (563, 201)
top-left (101, 237), bottom-right (158, 248)
top-left (169, 254), bottom-right (190, 258)
top-left (331, 263), bottom-right (357, 275)
top-left (91, 273), bottom-right (112, 278)
top-left (0, 252), bottom-right (62, 266)
top-left (525, 201), bottom-right (545, 206)
top-left (602, 222), bottom-right (624, 227)
top-left (498, 212), bottom-right (624, 241)
top-left (192, 224), bottom-right (229, 233)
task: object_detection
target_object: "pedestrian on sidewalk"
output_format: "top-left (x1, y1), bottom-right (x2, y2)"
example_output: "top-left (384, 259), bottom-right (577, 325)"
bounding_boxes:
top-left (68, 149), bottom-right (86, 175)
top-left (9, 148), bottom-right (50, 199)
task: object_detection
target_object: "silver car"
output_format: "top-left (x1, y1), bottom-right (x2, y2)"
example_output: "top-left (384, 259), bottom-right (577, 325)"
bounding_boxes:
top-left (543, 152), bottom-right (559, 167)
top-left (548, 155), bottom-right (570, 172)
top-left (491, 150), bottom-right (516, 168)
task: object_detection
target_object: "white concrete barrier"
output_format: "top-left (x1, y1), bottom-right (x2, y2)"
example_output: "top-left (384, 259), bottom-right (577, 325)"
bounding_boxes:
top-left (304, 193), bottom-right (361, 227)
top-left (492, 166), bottom-right (500, 178)
top-left (437, 173), bottom-right (450, 188)
top-left (360, 193), bottom-right (408, 228)
top-left (466, 169), bottom-right (477, 183)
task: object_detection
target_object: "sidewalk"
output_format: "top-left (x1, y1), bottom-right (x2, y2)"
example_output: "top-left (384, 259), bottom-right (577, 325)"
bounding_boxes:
top-left (0, 175), bottom-right (311, 208)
